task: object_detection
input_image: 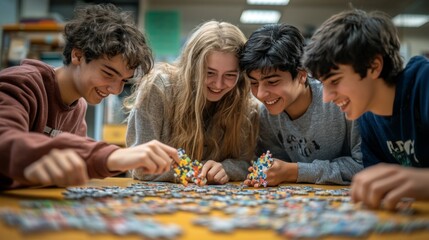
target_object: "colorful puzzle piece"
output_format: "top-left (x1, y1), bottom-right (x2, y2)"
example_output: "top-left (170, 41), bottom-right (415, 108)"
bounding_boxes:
top-left (173, 148), bottom-right (207, 186)
top-left (0, 182), bottom-right (426, 238)
top-left (244, 150), bottom-right (274, 187)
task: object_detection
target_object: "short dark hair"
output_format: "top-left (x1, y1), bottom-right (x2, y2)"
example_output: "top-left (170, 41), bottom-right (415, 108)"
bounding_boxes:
top-left (302, 9), bottom-right (403, 86)
top-left (62, 3), bottom-right (153, 74)
top-left (239, 23), bottom-right (304, 80)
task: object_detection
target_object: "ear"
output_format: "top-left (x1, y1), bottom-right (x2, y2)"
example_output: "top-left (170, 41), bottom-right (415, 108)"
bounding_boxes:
top-left (71, 49), bottom-right (83, 65)
top-left (298, 69), bottom-right (308, 84)
top-left (368, 54), bottom-right (383, 79)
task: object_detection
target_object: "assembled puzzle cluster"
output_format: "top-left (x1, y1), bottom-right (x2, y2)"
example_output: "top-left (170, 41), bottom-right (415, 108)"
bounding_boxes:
top-left (244, 150), bottom-right (274, 187)
top-left (173, 148), bottom-right (207, 186)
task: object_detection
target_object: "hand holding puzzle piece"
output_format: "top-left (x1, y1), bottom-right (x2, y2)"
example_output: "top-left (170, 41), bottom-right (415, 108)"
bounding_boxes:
top-left (244, 150), bottom-right (274, 187)
top-left (173, 148), bottom-right (207, 186)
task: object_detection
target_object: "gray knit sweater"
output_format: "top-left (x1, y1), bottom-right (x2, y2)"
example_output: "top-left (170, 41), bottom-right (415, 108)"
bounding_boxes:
top-left (256, 80), bottom-right (363, 185)
top-left (126, 74), bottom-right (253, 182)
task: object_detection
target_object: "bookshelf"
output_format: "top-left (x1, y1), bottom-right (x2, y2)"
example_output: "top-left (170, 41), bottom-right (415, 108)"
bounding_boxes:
top-left (1, 23), bottom-right (64, 69)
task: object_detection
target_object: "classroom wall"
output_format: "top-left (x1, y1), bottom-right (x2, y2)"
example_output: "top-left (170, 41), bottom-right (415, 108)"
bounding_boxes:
top-left (404, 37), bottom-right (429, 57)
top-left (1, 0), bottom-right (428, 141)
top-left (0, 0), bottom-right (18, 53)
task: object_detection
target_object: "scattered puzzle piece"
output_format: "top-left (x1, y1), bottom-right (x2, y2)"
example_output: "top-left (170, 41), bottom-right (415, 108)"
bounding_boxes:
top-left (0, 182), bottom-right (426, 238)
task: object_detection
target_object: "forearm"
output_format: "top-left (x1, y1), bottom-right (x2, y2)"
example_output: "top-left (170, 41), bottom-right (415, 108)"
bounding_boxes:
top-left (297, 157), bottom-right (363, 185)
top-left (220, 159), bottom-right (251, 181)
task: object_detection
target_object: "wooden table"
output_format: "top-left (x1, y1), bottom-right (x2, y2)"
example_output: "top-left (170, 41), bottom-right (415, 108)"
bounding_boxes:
top-left (0, 177), bottom-right (428, 240)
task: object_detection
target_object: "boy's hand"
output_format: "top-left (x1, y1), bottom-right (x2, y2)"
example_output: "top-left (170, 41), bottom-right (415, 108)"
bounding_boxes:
top-left (24, 149), bottom-right (88, 187)
top-left (265, 160), bottom-right (298, 186)
top-left (107, 140), bottom-right (179, 174)
top-left (351, 163), bottom-right (429, 210)
top-left (199, 160), bottom-right (229, 184)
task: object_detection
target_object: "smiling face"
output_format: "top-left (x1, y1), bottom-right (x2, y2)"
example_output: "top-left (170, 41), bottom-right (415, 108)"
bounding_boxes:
top-left (70, 50), bottom-right (135, 105)
top-left (320, 64), bottom-right (377, 120)
top-left (248, 69), bottom-right (309, 118)
top-left (204, 51), bottom-right (240, 102)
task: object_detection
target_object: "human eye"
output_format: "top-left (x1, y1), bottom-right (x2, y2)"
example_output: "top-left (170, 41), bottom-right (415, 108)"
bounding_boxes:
top-left (268, 80), bottom-right (279, 86)
top-left (101, 69), bottom-right (114, 78)
top-left (207, 71), bottom-right (216, 77)
top-left (329, 77), bottom-right (340, 86)
top-left (224, 72), bottom-right (238, 80)
top-left (250, 80), bottom-right (259, 86)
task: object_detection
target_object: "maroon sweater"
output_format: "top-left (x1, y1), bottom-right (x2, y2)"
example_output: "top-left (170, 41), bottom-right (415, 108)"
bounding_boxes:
top-left (0, 59), bottom-right (119, 189)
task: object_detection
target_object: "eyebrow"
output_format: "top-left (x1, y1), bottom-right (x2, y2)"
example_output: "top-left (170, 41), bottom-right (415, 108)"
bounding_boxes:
top-left (103, 64), bottom-right (134, 80)
top-left (320, 71), bottom-right (337, 82)
top-left (207, 67), bottom-right (238, 73)
top-left (248, 73), bottom-right (280, 81)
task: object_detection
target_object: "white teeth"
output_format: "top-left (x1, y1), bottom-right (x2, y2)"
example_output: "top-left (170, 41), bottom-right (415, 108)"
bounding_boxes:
top-left (265, 98), bottom-right (279, 105)
top-left (336, 99), bottom-right (349, 107)
top-left (96, 89), bottom-right (108, 97)
top-left (209, 88), bottom-right (222, 93)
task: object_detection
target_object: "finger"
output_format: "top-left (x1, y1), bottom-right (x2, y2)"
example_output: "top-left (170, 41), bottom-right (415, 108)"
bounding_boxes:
top-left (214, 171), bottom-right (228, 184)
top-left (243, 179), bottom-right (251, 186)
top-left (150, 144), bottom-right (173, 174)
top-left (65, 151), bottom-right (89, 185)
top-left (43, 158), bottom-right (67, 187)
top-left (263, 165), bottom-right (276, 182)
top-left (206, 163), bottom-right (222, 181)
top-left (24, 163), bottom-right (39, 183)
top-left (140, 153), bottom-right (157, 174)
top-left (350, 177), bottom-right (359, 203)
top-left (200, 161), bottom-right (214, 179)
top-left (365, 172), bottom-right (405, 209)
top-left (351, 164), bottom-right (389, 203)
top-left (24, 163), bottom-right (51, 186)
top-left (139, 146), bottom-right (165, 174)
top-left (351, 175), bottom-right (371, 205)
top-left (212, 170), bottom-right (223, 183)
top-left (156, 141), bottom-right (180, 164)
top-left (219, 175), bottom-right (229, 185)
top-left (51, 150), bottom-right (75, 186)
top-left (382, 182), bottom-right (414, 211)
top-left (158, 149), bottom-right (174, 174)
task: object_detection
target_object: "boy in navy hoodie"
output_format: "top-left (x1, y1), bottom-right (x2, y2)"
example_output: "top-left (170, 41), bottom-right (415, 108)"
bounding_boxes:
top-left (303, 9), bottom-right (429, 210)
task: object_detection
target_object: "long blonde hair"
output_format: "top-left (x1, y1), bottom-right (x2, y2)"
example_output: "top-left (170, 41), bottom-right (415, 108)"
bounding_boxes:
top-left (125, 20), bottom-right (258, 161)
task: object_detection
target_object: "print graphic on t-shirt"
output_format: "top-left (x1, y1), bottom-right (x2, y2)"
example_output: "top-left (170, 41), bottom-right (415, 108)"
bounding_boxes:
top-left (386, 140), bottom-right (415, 166)
top-left (285, 134), bottom-right (321, 157)
top-left (43, 126), bottom-right (63, 138)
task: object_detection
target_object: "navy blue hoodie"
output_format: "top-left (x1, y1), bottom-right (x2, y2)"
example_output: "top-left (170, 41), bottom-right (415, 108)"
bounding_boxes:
top-left (358, 56), bottom-right (429, 168)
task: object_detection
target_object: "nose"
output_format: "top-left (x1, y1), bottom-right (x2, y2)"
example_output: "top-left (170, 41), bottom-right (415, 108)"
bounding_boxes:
top-left (108, 81), bottom-right (125, 95)
top-left (213, 75), bottom-right (225, 89)
top-left (255, 84), bottom-right (268, 100)
top-left (322, 85), bottom-right (335, 103)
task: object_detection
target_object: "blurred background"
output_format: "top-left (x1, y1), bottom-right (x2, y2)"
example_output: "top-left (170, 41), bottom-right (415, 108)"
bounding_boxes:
top-left (1, 0), bottom-right (428, 66)
top-left (0, 0), bottom-right (428, 143)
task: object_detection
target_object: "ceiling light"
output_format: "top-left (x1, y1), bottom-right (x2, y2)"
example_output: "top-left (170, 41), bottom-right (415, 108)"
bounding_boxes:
top-left (392, 14), bottom-right (429, 27)
top-left (240, 10), bottom-right (281, 24)
top-left (247, 0), bottom-right (290, 5)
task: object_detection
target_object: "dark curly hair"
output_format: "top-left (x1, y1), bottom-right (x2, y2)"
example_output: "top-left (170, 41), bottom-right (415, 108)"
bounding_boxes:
top-left (302, 9), bottom-right (403, 86)
top-left (62, 3), bottom-right (153, 74)
top-left (239, 23), bottom-right (305, 81)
